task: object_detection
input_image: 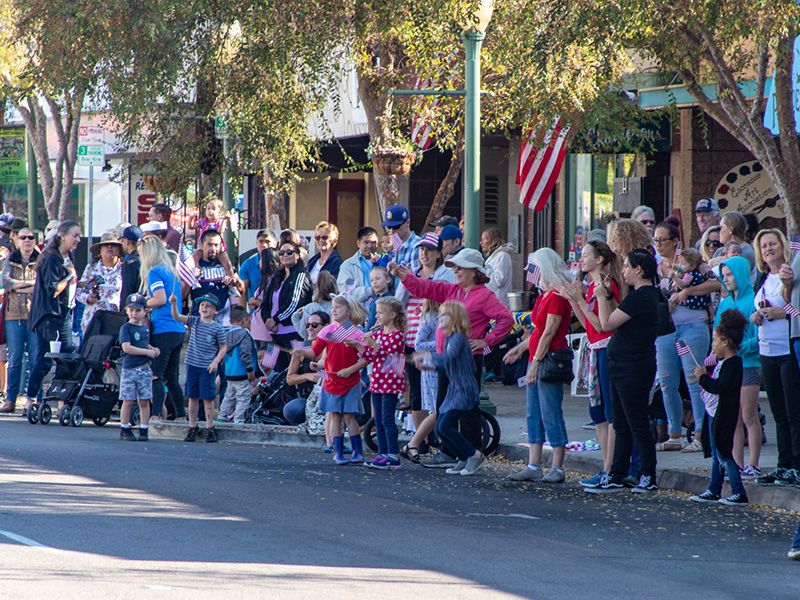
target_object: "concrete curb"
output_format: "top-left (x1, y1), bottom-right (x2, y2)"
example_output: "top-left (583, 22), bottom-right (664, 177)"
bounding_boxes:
top-left (150, 421), bottom-right (325, 448)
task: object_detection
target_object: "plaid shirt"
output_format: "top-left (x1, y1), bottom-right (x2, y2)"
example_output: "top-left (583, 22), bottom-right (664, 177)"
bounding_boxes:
top-left (392, 231), bottom-right (421, 273)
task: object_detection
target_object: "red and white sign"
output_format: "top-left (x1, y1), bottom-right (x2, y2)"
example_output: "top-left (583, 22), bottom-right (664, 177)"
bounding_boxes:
top-left (130, 172), bottom-right (156, 225)
top-left (78, 125), bottom-right (105, 145)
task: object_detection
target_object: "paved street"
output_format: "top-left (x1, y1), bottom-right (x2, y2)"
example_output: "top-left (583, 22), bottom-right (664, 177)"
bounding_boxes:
top-left (0, 418), bottom-right (798, 599)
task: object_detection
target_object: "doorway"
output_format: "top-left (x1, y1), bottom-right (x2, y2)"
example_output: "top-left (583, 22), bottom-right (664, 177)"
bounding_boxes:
top-left (328, 179), bottom-right (365, 255)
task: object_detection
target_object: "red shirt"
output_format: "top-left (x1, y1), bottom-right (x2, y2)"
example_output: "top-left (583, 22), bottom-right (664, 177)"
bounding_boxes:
top-left (311, 323), bottom-right (364, 395)
top-left (363, 329), bottom-right (405, 394)
top-left (528, 290), bottom-right (572, 362)
top-left (584, 279), bottom-right (620, 345)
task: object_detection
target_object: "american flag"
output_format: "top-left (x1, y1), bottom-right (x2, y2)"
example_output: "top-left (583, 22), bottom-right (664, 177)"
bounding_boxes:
top-left (364, 296), bottom-right (376, 308)
top-left (326, 321), bottom-right (358, 343)
top-left (316, 370), bottom-right (329, 381)
top-left (381, 353), bottom-right (406, 376)
top-left (789, 235), bottom-right (800, 255)
top-left (681, 272), bottom-right (693, 285)
top-left (417, 231), bottom-right (440, 249)
top-left (482, 344), bottom-right (492, 356)
top-left (290, 339), bottom-right (309, 350)
top-left (704, 352), bottom-right (718, 367)
top-left (516, 118), bottom-right (570, 212)
top-left (391, 232), bottom-right (404, 254)
top-left (675, 339), bottom-right (691, 357)
top-left (526, 262), bottom-right (541, 286)
top-left (177, 244), bottom-right (200, 289)
top-left (260, 343), bottom-right (281, 370)
top-left (785, 303), bottom-right (800, 318)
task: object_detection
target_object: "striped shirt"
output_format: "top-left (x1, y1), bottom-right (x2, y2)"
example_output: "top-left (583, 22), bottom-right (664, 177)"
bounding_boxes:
top-left (405, 297), bottom-right (424, 347)
top-left (392, 231), bottom-right (421, 274)
top-left (185, 315), bottom-right (227, 368)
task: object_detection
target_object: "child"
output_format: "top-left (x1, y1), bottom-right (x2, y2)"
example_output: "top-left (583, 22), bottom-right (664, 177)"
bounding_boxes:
top-left (690, 309), bottom-right (748, 506)
top-left (412, 301), bottom-right (486, 476)
top-left (218, 305), bottom-right (256, 423)
top-left (170, 293), bottom-right (227, 442)
top-left (192, 195), bottom-right (236, 280)
top-left (347, 297), bottom-right (406, 469)
top-left (364, 266), bottom-right (393, 330)
top-left (118, 293), bottom-right (159, 441)
top-left (297, 295), bottom-right (367, 465)
top-left (671, 248), bottom-right (711, 312)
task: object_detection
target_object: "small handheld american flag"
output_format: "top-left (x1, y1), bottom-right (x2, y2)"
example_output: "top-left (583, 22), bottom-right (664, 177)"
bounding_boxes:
top-left (260, 343), bottom-right (281, 370)
top-left (326, 321), bottom-right (357, 343)
top-left (526, 262), bottom-right (541, 287)
top-left (704, 352), bottom-right (718, 367)
top-left (789, 235), bottom-right (800, 256)
top-left (177, 244), bottom-right (200, 289)
top-left (482, 344), bottom-right (492, 356)
top-left (290, 339), bottom-right (309, 350)
top-left (681, 272), bottom-right (693, 285)
top-left (391, 233), bottom-right (404, 254)
top-left (381, 353), bottom-right (406, 376)
top-left (785, 303), bottom-right (800, 319)
top-left (675, 339), bottom-right (691, 357)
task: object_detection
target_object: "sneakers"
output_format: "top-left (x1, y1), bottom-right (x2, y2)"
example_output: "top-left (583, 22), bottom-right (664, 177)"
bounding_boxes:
top-left (788, 546), bottom-right (800, 560)
top-left (623, 475), bottom-right (639, 488)
top-left (446, 460), bottom-right (468, 475)
top-left (740, 465), bottom-right (761, 480)
top-left (757, 467), bottom-right (787, 486)
top-left (584, 474), bottom-right (625, 494)
top-left (631, 474), bottom-right (658, 494)
top-left (205, 427), bottom-right (218, 443)
top-left (542, 467), bottom-right (565, 483)
top-left (322, 445), bottom-right (334, 453)
top-left (365, 454), bottom-right (386, 468)
top-left (421, 452), bottom-right (456, 469)
top-left (460, 454), bottom-right (486, 476)
top-left (719, 493), bottom-right (748, 507)
top-left (138, 428), bottom-right (149, 442)
top-left (367, 455), bottom-right (401, 470)
top-left (775, 468), bottom-right (800, 486)
top-left (120, 427), bottom-right (137, 441)
top-left (184, 426), bottom-right (199, 442)
top-left (508, 465), bottom-right (544, 481)
top-left (690, 490), bottom-right (721, 504)
top-left (580, 471), bottom-right (607, 488)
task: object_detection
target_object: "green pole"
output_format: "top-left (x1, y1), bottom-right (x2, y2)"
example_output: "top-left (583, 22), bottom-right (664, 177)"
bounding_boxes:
top-left (221, 135), bottom-right (235, 260)
top-left (27, 133), bottom-right (38, 230)
top-left (463, 30), bottom-right (485, 250)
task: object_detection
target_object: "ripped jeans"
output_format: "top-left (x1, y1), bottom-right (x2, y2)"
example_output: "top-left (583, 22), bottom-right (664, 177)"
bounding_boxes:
top-left (656, 321), bottom-right (710, 436)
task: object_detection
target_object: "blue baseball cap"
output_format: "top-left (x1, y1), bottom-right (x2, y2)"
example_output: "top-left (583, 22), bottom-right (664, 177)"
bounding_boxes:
top-left (121, 225), bottom-right (144, 242)
top-left (439, 224), bottom-right (463, 241)
top-left (381, 204), bottom-right (410, 228)
top-left (195, 294), bottom-right (220, 309)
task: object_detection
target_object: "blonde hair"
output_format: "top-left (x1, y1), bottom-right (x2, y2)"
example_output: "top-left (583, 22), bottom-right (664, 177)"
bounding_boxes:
top-left (314, 221), bottom-right (339, 244)
top-left (482, 228), bottom-right (503, 252)
top-left (205, 196), bottom-right (224, 212)
top-left (332, 294), bottom-right (366, 326)
top-left (139, 235), bottom-right (178, 293)
top-left (753, 228), bottom-right (790, 273)
top-left (421, 299), bottom-right (440, 317)
top-left (439, 301), bottom-right (470, 336)
top-left (376, 296), bottom-right (406, 332)
top-left (678, 248), bottom-right (702, 271)
top-left (608, 218), bottom-right (652, 259)
top-left (699, 225), bottom-right (721, 262)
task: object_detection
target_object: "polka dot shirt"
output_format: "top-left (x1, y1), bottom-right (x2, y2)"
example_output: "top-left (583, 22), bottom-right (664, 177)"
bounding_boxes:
top-left (363, 329), bottom-right (406, 394)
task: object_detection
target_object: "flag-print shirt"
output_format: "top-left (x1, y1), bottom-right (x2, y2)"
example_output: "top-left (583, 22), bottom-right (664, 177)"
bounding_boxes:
top-left (362, 329), bottom-right (405, 394)
top-left (311, 323), bottom-right (365, 396)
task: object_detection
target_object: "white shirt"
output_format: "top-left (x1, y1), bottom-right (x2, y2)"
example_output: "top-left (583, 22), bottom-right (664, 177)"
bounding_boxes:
top-left (755, 273), bottom-right (790, 357)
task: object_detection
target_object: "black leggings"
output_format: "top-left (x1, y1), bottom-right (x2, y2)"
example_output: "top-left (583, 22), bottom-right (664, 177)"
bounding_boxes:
top-left (151, 332), bottom-right (185, 418)
top-left (761, 353), bottom-right (800, 470)
top-left (436, 354), bottom-right (483, 453)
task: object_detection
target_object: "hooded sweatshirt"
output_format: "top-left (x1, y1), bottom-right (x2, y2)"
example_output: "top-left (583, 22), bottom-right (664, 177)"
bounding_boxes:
top-left (714, 256), bottom-right (759, 368)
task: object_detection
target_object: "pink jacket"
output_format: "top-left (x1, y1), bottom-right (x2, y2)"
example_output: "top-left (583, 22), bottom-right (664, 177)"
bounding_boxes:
top-left (402, 274), bottom-right (514, 354)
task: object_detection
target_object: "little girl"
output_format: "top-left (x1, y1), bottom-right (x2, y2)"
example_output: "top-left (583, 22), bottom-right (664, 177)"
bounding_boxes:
top-left (364, 266), bottom-right (393, 330)
top-left (348, 297), bottom-right (406, 469)
top-left (690, 309), bottom-right (748, 506)
top-left (413, 301), bottom-right (486, 476)
top-left (671, 248), bottom-right (711, 313)
top-left (192, 196), bottom-right (235, 280)
top-left (299, 295), bottom-right (367, 465)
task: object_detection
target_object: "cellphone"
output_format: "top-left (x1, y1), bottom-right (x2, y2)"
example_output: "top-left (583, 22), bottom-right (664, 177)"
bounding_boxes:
top-left (758, 299), bottom-right (771, 309)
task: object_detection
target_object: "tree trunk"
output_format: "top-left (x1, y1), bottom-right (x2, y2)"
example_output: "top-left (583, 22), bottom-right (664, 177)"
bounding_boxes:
top-left (423, 136), bottom-right (465, 233)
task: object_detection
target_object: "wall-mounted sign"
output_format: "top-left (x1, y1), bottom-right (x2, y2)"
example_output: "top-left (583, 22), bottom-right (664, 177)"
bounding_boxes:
top-left (714, 160), bottom-right (784, 221)
top-left (129, 172), bottom-right (157, 225)
top-left (0, 126), bottom-right (27, 185)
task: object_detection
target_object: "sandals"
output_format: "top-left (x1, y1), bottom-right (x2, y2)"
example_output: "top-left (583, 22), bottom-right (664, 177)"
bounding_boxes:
top-left (656, 439), bottom-right (684, 452)
top-left (399, 444), bottom-right (421, 463)
top-left (681, 439), bottom-right (704, 453)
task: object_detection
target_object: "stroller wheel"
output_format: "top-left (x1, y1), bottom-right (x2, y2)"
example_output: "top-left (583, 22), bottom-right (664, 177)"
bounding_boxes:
top-left (27, 403), bottom-right (39, 424)
top-left (130, 405), bottom-right (140, 427)
top-left (69, 406), bottom-right (84, 427)
top-left (38, 404), bottom-right (52, 425)
top-left (58, 407), bottom-right (70, 426)
top-left (92, 417), bottom-right (109, 427)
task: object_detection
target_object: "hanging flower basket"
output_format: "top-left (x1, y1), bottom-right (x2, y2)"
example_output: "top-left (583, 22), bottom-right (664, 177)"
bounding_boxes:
top-left (372, 149), bottom-right (417, 176)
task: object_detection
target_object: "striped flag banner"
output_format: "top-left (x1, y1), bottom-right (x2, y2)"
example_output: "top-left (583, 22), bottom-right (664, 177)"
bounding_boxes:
top-left (681, 272), bottom-right (693, 285)
top-left (391, 232), bottom-right (404, 253)
top-left (785, 303), bottom-right (800, 318)
top-left (675, 339), bottom-right (691, 357)
top-left (326, 321), bottom-right (358, 343)
top-left (704, 352), bottom-right (718, 367)
top-left (789, 235), bottom-right (800, 256)
top-left (381, 353), bottom-right (406, 376)
top-left (177, 244), bottom-right (200, 289)
top-left (516, 118), bottom-right (571, 212)
top-left (482, 344), bottom-right (492, 356)
top-left (260, 343), bottom-right (281, 370)
top-left (525, 262), bottom-right (541, 286)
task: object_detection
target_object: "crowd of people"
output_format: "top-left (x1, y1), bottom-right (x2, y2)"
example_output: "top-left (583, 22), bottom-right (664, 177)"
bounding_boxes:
top-left (0, 195), bottom-right (798, 558)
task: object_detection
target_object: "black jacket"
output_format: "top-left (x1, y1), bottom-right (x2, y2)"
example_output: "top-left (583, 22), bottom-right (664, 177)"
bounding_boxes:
top-left (120, 251), bottom-right (141, 302)
top-left (699, 355), bottom-right (743, 461)
top-left (307, 249), bottom-right (343, 280)
top-left (28, 248), bottom-right (72, 338)
top-left (260, 262), bottom-right (312, 327)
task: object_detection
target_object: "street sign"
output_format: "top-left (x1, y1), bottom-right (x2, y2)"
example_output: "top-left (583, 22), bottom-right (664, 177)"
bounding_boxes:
top-left (214, 116), bottom-right (228, 139)
top-left (78, 125), bottom-right (104, 145)
top-left (78, 144), bottom-right (105, 166)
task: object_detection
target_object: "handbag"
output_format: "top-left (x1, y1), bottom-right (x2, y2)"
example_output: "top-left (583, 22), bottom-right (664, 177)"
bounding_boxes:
top-left (539, 348), bottom-right (574, 384)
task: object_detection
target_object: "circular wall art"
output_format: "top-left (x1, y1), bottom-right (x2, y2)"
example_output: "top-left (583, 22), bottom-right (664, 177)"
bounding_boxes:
top-left (714, 160), bottom-right (785, 221)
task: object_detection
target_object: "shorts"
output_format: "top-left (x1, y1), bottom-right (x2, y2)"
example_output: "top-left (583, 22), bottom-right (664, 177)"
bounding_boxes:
top-left (742, 366), bottom-right (761, 387)
top-left (0, 344), bottom-right (6, 361)
top-left (185, 363), bottom-right (218, 401)
top-left (317, 384), bottom-right (364, 415)
top-left (119, 366), bottom-right (153, 401)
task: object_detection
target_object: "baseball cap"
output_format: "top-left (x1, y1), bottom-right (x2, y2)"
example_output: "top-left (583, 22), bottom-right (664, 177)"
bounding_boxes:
top-left (121, 225), bottom-right (144, 242)
top-left (439, 224), bottom-right (463, 241)
top-left (195, 294), bottom-right (220, 309)
top-left (124, 293), bottom-right (148, 309)
top-left (428, 215), bottom-right (459, 229)
top-left (695, 198), bottom-right (720, 213)
top-left (444, 248), bottom-right (486, 274)
top-left (415, 232), bottom-right (442, 250)
top-left (381, 204), bottom-right (410, 228)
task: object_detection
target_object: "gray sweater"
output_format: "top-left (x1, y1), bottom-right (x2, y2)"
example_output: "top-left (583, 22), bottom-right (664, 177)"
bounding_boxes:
top-left (431, 332), bottom-right (479, 412)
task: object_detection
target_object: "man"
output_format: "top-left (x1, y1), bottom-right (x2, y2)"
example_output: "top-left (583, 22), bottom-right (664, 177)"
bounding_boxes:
top-left (238, 229), bottom-right (277, 306)
top-left (439, 224), bottom-right (464, 258)
top-left (429, 215), bottom-right (459, 234)
top-left (148, 203), bottom-right (181, 252)
top-left (119, 225), bottom-right (144, 302)
top-left (381, 204), bottom-right (421, 273)
top-left (0, 216), bottom-right (26, 250)
top-left (141, 220), bottom-right (178, 265)
top-left (693, 197), bottom-right (721, 249)
top-left (337, 226), bottom-right (380, 301)
top-left (191, 229), bottom-right (241, 321)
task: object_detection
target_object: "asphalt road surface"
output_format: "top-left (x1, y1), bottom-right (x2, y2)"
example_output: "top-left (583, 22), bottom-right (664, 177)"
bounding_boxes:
top-left (0, 419), bottom-right (798, 599)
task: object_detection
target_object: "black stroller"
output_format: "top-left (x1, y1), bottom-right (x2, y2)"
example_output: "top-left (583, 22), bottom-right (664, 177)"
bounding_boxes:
top-left (27, 310), bottom-right (127, 427)
top-left (244, 368), bottom-right (292, 425)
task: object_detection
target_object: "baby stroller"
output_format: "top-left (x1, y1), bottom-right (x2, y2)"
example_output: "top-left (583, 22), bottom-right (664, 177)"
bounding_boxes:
top-left (27, 310), bottom-right (127, 427)
top-left (244, 368), bottom-right (292, 425)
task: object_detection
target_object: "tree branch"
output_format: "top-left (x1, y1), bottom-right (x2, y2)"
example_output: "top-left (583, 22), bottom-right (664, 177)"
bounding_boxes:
top-left (750, 36), bottom-right (770, 122)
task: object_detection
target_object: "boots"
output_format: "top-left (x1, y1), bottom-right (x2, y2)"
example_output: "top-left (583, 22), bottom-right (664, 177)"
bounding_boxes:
top-left (332, 436), bottom-right (350, 465)
top-left (350, 434), bottom-right (364, 463)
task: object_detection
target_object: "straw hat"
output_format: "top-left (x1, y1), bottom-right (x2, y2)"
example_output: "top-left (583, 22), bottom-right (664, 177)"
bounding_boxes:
top-left (90, 232), bottom-right (123, 254)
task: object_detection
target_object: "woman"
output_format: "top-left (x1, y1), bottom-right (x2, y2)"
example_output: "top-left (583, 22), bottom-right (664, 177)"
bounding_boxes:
top-left (260, 240), bottom-right (313, 370)
top-left (76, 232), bottom-right (123, 333)
top-left (396, 232), bottom-right (454, 434)
top-left (0, 227), bottom-right (39, 414)
top-left (292, 270), bottom-right (336, 339)
top-left (248, 248), bottom-right (280, 349)
top-left (480, 228), bottom-right (513, 307)
top-left (391, 248), bottom-right (513, 465)
top-left (607, 219), bottom-right (653, 260)
top-left (700, 226), bottom-right (723, 264)
top-left (307, 221), bottom-right (343, 282)
top-left (630, 205), bottom-right (657, 237)
top-left (558, 240), bottom-right (626, 487)
top-left (283, 311), bottom-right (331, 428)
top-left (586, 248), bottom-right (661, 494)
top-left (709, 211), bottom-right (755, 271)
top-left (504, 248), bottom-right (573, 484)
top-left (26, 220), bottom-right (81, 407)
top-left (751, 229), bottom-right (800, 485)
top-left (139, 236), bottom-right (186, 422)
top-left (652, 218), bottom-right (709, 452)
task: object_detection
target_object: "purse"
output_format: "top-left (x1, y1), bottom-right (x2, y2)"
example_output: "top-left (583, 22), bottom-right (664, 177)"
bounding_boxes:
top-left (539, 347), bottom-right (574, 384)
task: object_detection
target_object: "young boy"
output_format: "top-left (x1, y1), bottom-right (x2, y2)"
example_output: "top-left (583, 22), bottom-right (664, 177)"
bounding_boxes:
top-left (118, 293), bottom-right (159, 441)
top-left (218, 305), bottom-right (257, 423)
top-left (170, 293), bottom-right (227, 442)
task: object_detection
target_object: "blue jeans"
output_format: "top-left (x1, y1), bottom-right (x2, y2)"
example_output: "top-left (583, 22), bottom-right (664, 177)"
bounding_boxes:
top-left (589, 347), bottom-right (613, 424)
top-left (707, 424), bottom-right (745, 497)
top-left (27, 314), bottom-right (73, 400)
top-left (5, 319), bottom-right (37, 405)
top-left (435, 409), bottom-right (475, 461)
top-left (372, 393), bottom-right (399, 455)
top-left (526, 374), bottom-right (568, 447)
top-left (656, 321), bottom-right (710, 435)
top-left (792, 523), bottom-right (800, 549)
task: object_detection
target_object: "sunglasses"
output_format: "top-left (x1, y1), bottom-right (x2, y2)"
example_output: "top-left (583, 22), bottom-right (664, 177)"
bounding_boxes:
top-left (314, 235), bottom-right (329, 241)
top-left (279, 249), bottom-right (297, 256)
top-left (18, 235), bottom-right (35, 240)
top-left (640, 219), bottom-right (655, 225)
top-left (705, 240), bottom-right (722, 247)
top-left (307, 322), bottom-right (323, 329)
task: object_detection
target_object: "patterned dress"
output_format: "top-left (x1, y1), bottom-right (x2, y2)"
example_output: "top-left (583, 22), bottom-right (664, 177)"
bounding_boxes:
top-left (76, 260), bottom-right (122, 332)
